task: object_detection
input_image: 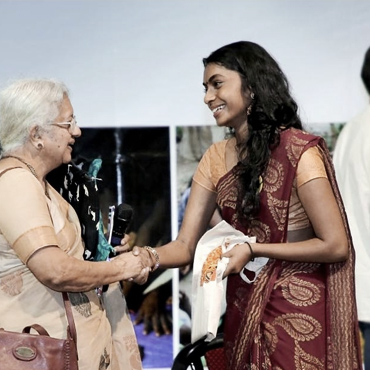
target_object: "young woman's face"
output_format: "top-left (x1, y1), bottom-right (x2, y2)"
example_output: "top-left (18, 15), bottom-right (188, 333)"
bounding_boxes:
top-left (203, 63), bottom-right (249, 129)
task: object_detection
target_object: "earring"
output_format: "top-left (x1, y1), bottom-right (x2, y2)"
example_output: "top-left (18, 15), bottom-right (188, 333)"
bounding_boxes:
top-left (247, 92), bottom-right (254, 116)
top-left (246, 104), bottom-right (252, 116)
top-left (37, 143), bottom-right (44, 150)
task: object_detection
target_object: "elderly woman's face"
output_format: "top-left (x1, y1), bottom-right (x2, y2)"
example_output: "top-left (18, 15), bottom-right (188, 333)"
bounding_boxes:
top-left (45, 95), bottom-right (81, 166)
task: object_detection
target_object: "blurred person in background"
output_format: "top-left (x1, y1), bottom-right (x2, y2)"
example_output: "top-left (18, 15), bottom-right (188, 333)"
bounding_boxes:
top-left (333, 47), bottom-right (370, 369)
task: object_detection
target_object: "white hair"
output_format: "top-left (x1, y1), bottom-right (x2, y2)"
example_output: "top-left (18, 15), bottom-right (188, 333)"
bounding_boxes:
top-left (0, 78), bottom-right (69, 157)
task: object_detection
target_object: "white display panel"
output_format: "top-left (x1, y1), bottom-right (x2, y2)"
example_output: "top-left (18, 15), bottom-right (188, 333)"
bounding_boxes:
top-left (0, 1), bottom-right (369, 127)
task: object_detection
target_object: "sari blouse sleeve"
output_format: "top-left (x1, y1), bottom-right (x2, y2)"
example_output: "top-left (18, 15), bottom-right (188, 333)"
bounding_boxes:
top-left (192, 142), bottom-right (326, 192)
top-left (288, 146), bottom-right (328, 231)
top-left (193, 141), bottom-right (228, 193)
top-left (0, 169), bottom-right (58, 263)
top-left (296, 146), bottom-right (328, 187)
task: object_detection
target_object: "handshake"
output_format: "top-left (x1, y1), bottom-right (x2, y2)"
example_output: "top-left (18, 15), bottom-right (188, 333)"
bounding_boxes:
top-left (107, 204), bottom-right (160, 285)
top-left (109, 235), bottom-right (160, 285)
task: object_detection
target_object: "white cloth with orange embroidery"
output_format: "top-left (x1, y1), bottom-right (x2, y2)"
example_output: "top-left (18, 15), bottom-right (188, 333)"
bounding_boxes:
top-left (191, 220), bottom-right (268, 343)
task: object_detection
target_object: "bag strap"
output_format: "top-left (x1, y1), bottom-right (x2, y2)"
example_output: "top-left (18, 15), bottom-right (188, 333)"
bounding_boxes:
top-left (62, 292), bottom-right (78, 354)
top-left (23, 324), bottom-right (51, 336)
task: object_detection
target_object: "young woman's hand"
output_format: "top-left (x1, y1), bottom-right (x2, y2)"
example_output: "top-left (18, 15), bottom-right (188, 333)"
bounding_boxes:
top-left (222, 243), bottom-right (254, 277)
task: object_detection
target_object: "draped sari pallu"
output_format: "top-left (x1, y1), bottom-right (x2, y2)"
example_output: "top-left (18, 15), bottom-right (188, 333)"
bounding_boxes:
top-left (216, 128), bottom-right (361, 370)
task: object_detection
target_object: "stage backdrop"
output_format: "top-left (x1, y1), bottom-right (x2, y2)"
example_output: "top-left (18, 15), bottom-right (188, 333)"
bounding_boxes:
top-left (0, 1), bottom-right (369, 126)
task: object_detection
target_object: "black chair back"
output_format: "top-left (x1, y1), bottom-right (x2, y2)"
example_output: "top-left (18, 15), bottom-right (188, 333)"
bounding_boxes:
top-left (171, 333), bottom-right (225, 370)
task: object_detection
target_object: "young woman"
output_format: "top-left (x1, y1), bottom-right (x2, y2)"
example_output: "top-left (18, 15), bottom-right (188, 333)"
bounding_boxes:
top-left (138, 41), bottom-right (362, 369)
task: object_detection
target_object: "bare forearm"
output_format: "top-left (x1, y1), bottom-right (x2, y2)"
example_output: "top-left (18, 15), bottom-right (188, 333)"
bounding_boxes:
top-left (252, 237), bottom-right (348, 263)
top-left (44, 259), bottom-right (125, 292)
top-left (28, 246), bottom-right (146, 292)
top-left (155, 240), bottom-right (194, 269)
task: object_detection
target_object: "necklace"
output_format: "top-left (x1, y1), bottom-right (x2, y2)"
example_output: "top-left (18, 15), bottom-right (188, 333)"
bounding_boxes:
top-left (2, 155), bottom-right (50, 198)
top-left (3, 155), bottom-right (38, 178)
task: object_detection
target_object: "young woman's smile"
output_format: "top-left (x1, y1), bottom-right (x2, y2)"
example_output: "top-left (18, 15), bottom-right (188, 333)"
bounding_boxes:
top-left (203, 63), bottom-right (250, 129)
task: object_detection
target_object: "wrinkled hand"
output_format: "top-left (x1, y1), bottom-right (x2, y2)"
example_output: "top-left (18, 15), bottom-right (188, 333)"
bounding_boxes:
top-left (111, 249), bottom-right (149, 283)
top-left (222, 243), bottom-right (254, 278)
top-left (111, 233), bottom-right (132, 255)
top-left (131, 266), bottom-right (150, 285)
top-left (134, 286), bottom-right (172, 336)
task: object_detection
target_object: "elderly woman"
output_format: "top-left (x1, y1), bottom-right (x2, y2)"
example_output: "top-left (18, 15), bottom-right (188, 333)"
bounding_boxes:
top-left (0, 79), bottom-right (147, 370)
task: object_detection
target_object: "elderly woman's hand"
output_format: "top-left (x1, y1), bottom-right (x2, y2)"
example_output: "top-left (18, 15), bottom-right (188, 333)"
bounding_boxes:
top-left (110, 250), bottom-right (148, 282)
top-left (111, 233), bottom-right (132, 255)
top-left (132, 266), bottom-right (150, 285)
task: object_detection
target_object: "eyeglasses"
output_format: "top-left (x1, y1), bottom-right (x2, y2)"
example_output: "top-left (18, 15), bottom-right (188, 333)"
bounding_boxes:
top-left (52, 116), bottom-right (78, 133)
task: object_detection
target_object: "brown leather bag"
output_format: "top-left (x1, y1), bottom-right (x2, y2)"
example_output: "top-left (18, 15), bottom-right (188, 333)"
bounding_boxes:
top-left (0, 292), bottom-right (78, 370)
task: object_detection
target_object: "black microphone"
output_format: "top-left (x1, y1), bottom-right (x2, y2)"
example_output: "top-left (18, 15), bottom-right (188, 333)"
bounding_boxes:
top-left (108, 203), bottom-right (133, 251)
top-left (101, 204), bottom-right (133, 293)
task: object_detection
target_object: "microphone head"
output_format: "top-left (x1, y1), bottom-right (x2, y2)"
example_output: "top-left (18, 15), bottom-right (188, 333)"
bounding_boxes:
top-left (115, 203), bottom-right (133, 221)
top-left (110, 203), bottom-right (134, 247)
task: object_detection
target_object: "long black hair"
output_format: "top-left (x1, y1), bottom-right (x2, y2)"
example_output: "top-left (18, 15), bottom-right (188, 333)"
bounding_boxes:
top-left (361, 46), bottom-right (370, 95)
top-left (203, 41), bottom-right (303, 221)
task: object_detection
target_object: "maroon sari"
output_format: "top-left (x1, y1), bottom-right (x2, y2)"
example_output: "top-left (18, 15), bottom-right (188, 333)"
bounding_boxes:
top-left (217, 128), bottom-right (361, 369)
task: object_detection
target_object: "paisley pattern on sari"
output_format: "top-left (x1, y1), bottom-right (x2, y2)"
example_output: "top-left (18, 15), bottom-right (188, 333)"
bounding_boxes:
top-left (211, 128), bottom-right (361, 369)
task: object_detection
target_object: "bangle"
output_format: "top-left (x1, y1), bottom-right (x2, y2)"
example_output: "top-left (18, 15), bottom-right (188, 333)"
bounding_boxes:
top-left (246, 241), bottom-right (255, 261)
top-left (144, 246), bottom-right (160, 272)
